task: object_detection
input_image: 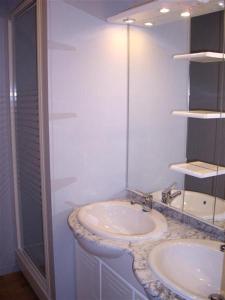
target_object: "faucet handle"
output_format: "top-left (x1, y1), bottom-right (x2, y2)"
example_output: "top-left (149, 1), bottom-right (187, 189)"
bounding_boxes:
top-left (143, 193), bottom-right (153, 211)
top-left (162, 182), bottom-right (177, 194)
top-left (127, 189), bottom-right (153, 210)
top-left (220, 244), bottom-right (225, 252)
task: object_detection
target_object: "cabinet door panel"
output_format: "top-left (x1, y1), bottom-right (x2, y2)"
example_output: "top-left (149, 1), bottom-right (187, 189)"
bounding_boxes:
top-left (102, 265), bottom-right (133, 300)
top-left (76, 244), bottom-right (100, 300)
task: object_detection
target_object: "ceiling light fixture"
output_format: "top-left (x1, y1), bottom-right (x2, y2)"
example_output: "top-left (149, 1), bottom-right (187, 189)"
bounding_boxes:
top-left (144, 22), bottom-right (153, 26)
top-left (123, 18), bottom-right (135, 24)
top-left (160, 8), bottom-right (170, 14)
top-left (218, 1), bottom-right (224, 7)
top-left (181, 11), bottom-right (191, 17)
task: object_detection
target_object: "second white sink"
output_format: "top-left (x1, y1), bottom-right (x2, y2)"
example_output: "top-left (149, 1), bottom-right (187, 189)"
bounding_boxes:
top-left (78, 200), bottom-right (168, 242)
top-left (148, 239), bottom-right (223, 300)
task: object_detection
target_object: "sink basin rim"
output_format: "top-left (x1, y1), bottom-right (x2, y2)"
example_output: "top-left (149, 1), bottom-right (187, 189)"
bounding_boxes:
top-left (78, 200), bottom-right (168, 242)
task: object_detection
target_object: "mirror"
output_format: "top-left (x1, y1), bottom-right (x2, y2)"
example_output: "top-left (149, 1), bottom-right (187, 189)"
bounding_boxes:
top-left (127, 1), bottom-right (225, 229)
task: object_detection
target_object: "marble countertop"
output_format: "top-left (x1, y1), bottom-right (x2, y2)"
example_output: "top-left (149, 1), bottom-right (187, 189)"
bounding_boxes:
top-left (68, 199), bottom-right (220, 300)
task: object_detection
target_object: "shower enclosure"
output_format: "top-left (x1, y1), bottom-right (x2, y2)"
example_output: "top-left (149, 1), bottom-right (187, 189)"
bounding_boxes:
top-left (9, 0), bottom-right (54, 299)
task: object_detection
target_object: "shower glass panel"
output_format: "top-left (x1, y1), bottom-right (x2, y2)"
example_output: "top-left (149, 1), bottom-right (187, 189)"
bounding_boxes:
top-left (13, 1), bottom-right (45, 276)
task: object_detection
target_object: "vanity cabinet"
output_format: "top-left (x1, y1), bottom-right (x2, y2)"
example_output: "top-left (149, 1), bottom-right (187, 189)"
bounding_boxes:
top-left (75, 242), bottom-right (148, 300)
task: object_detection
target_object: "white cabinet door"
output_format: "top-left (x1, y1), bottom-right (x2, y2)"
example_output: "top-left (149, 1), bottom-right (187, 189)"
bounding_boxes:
top-left (75, 243), bottom-right (148, 300)
top-left (76, 244), bottom-right (100, 300)
top-left (101, 264), bottom-right (133, 300)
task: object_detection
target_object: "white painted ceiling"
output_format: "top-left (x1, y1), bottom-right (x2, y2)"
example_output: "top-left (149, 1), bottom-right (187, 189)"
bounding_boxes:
top-left (108, 0), bottom-right (224, 27)
top-left (64, 0), bottom-right (154, 20)
top-left (0, 0), bottom-right (153, 19)
top-left (0, 0), bottom-right (148, 18)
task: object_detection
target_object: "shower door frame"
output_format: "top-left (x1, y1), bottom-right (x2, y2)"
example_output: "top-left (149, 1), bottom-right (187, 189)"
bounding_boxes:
top-left (8, 0), bottom-right (55, 299)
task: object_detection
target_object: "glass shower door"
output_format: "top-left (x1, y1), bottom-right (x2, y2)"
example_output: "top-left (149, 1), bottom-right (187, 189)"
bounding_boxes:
top-left (12, 0), bottom-right (45, 276)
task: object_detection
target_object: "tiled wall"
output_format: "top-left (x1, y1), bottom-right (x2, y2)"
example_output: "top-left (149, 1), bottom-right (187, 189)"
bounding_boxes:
top-left (47, 1), bottom-right (127, 299)
top-left (0, 17), bottom-right (17, 275)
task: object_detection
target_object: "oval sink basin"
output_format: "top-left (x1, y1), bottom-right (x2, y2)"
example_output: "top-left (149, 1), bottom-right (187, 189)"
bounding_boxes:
top-left (78, 200), bottom-right (168, 242)
top-left (148, 239), bottom-right (223, 300)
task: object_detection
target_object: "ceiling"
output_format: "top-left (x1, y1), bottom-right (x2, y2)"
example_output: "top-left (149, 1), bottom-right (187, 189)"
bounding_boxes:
top-left (64, 0), bottom-right (154, 20)
top-left (0, 0), bottom-right (153, 19)
top-left (108, 0), bottom-right (225, 27)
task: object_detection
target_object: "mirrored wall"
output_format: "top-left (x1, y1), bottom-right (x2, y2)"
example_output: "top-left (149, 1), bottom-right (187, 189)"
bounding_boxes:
top-left (127, 3), bottom-right (225, 229)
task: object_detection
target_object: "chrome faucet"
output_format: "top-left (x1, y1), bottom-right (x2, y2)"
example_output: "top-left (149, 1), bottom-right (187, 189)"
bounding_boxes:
top-left (220, 244), bottom-right (225, 252)
top-left (162, 182), bottom-right (181, 204)
top-left (127, 189), bottom-right (153, 212)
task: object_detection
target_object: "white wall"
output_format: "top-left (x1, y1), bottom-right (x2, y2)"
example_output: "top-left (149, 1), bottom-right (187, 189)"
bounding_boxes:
top-left (47, 1), bottom-right (127, 299)
top-left (128, 22), bottom-right (190, 193)
top-left (0, 17), bottom-right (17, 275)
top-left (47, 2), bottom-right (190, 299)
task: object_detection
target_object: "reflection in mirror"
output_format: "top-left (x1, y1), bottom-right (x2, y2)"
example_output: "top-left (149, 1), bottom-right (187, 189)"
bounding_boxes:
top-left (214, 35), bottom-right (225, 230)
top-left (184, 10), bottom-right (225, 227)
top-left (127, 1), bottom-right (225, 229)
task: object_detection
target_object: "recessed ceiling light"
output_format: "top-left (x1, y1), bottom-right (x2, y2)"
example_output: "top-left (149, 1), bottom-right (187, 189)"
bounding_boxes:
top-left (181, 11), bottom-right (191, 17)
top-left (144, 22), bottom-right (153, 26)
top-left (123, 18), bottom-right (135, 24)
top-left (218, 1), bottom-right (224, 7)
top-left (160, 8), bottom-right (170, 14)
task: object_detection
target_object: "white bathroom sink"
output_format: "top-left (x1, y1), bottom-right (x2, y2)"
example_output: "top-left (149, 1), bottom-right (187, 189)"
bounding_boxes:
top-left (78, 200), bottom-right (168, 242)
top-left (148, 239), bottom-right (224, 300)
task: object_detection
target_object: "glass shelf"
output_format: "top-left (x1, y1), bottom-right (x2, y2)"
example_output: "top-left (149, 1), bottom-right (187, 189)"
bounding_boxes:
top-left (170, 161), bottom-right (225, 178)
top-left (173, 52), bottom-right (225, 63)
top-left (172, 110), bottom-right (225, 119)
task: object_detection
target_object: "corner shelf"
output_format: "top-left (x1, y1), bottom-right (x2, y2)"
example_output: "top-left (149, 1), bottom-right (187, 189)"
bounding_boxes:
top-left (172, 110), bottom-right (225, 119)
top-left (170, 161), bottom-right (225, 178)
top-left (173, 52), bottom-right (225, 63)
